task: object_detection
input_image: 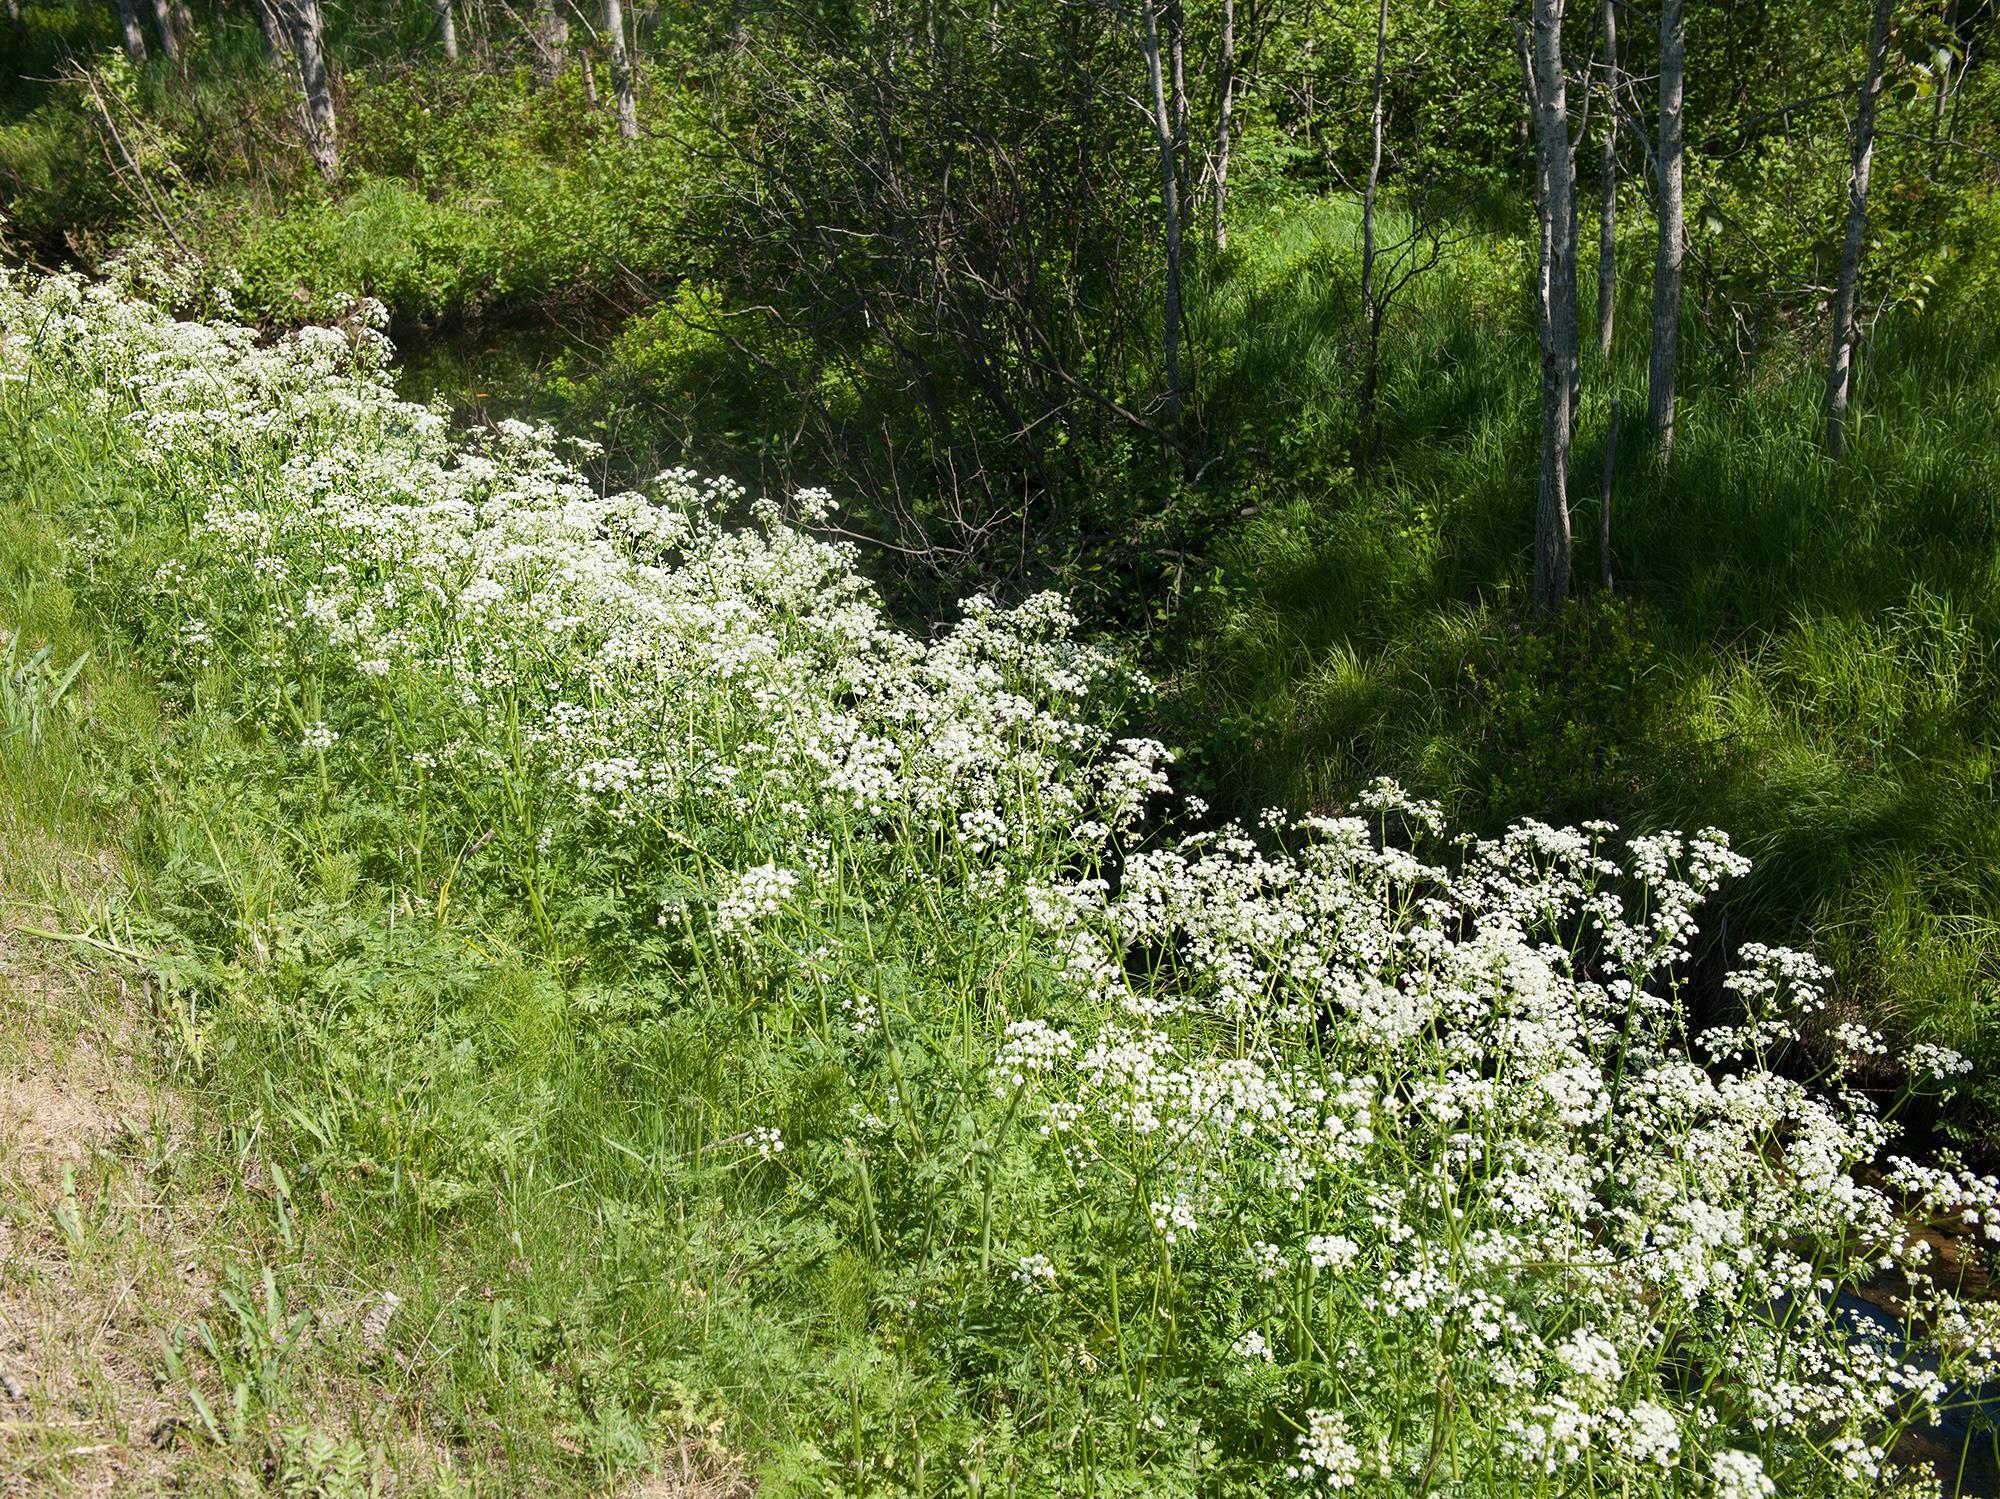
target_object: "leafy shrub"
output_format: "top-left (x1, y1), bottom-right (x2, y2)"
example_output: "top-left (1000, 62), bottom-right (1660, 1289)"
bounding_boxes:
top-left (219, 177), bottom-right (517, 324)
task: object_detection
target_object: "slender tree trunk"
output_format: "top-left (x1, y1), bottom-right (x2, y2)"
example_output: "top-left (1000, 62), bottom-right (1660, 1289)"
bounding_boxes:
top-left (1515, 22), bottom-right (1536, 207)
top-left (1596, 0), bottom-right (1618, 359)
top-left (149, 0), bottom-right (183, 61)
top-left (1528, 0), bottom-right (1578, 612)
top-left (1827, 0), bottom-right (1893, 462)
top-left (1948, 11), bottom-right (1973, 140)
top-left (1358, 0), bottom-right (1389, 460)
top-left (4, 0), bottom-right (19, 28)
top-left (77, 65), bottom-right (187, 252)
top-left (284, 0), bottom-right (339, 181)
top-left (434, 0), bottom-right (459, 60)
top-left (607, 0), bottom-right (638, 138)
top-left (1167, 0), bottom-right (1190, 205)
top-left (1647, 0), bottom-right (1684, 461)
top-left (535, 0), bottom-right (568, 83)
top-left (250, 0), bottom-right (288, 59)
top-left (1213, 0), bottom-right (1234, 250)
top-left (115, 0), bottom-right (149, 62)
top-left (1564, 66), bottom-right (1584, 428)
top-left (1139, 0), bottom-right (1184, 434)
top-left (1932, 0), bottom-right (1951, 139)
top-left (1600, 397), bottom-right (1620, 590)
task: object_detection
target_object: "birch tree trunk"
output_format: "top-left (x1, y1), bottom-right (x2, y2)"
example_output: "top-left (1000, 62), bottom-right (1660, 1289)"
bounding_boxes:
top-left (1600, 397), bottom-right (1621, 590)
top-left (1596, 0), bottom-right (1618, 360)
top-left (149, 0), bottom-right (183, 62)
top-left (1139, 0), bottom-right (1184, 433)
top-left (1827, 0), bottom-right (1894, 462)
top-left (1167, 0), bottom-right (1191, 206)
top-left (1212, 0), bottom-right (1234, 250)
top-left (285, 0), bottom-right (339, 181)
top-left (1358, 0), bottom-right (1389, 459)
top-left (115, 0), bottom-right (148, 63)
top-left (607, 0), bottom-right (639, 139)
top-left (251, 0), bottom-right (288, 60)
top-left (1647, 0), bottom-right (1684, 461)
top-left (535, 0), bottom-right (569, 83)
top-left (1528, 0), bottom-right (1577, 612)
top-left (434, 0), bottom-right (459, 61)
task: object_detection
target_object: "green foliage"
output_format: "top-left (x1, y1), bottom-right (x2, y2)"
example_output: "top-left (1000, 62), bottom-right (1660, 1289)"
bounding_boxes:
top-left (1168, 198), bottom-right (2000, 1136)
top-left (218, 178), bottom-right (518, 323)
top-left (1461, 595), bottom-right (1661, 825)
top-left (5, 1), bottom-right (2000, 1484)
top-left (26, 271), bottom-right (2000, 1495)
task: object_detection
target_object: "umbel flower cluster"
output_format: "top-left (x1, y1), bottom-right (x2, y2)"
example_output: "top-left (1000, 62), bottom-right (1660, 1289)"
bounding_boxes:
top-left (7, 267), bottom-right (1998, 1495)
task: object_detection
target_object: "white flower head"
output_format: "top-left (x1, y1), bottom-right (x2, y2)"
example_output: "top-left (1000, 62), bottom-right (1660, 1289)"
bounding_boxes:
top-left (1710, 1450), bottom-right (1775, 1499)
top-left (1285, 1408), bottom-right (1361, 1490)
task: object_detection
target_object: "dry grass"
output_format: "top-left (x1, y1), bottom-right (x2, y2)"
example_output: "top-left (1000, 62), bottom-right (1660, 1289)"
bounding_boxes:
top-left (0, 933), bottom-right (191, 1498)
top-left (0, 808), bottom-right (746, 1495)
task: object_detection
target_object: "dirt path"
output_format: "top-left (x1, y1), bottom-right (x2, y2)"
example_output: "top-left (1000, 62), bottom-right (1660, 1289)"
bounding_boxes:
top-left (0, 933), bottom-right (191, 1497)
top-left (0, 919), bottom-right (748, 1499)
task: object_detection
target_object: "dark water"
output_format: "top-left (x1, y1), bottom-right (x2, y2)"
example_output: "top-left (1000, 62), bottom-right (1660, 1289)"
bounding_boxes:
top-left (391, 316), bottom-right (584, 425)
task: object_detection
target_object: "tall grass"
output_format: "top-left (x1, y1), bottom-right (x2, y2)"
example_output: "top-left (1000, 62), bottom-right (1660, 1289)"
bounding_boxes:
top-left (1169, 197), bottom-right (2000, 1126)
top-left (7, 264), bottom-right (2000, 1495)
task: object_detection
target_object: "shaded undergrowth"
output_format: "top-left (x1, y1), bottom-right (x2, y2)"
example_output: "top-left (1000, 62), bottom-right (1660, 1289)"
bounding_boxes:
top-left (1165, 197), bottom-right (2000, 1133)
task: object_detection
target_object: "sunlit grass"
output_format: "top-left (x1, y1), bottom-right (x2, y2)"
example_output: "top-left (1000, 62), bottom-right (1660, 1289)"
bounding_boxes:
top-left (1169, 196), bottom-right (2000, 1127)
top-left (10, 268), bottom-right (1997, 1494)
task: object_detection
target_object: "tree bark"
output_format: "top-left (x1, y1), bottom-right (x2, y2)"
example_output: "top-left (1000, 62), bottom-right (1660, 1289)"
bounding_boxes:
top-left (115, 0), bottom-right (149, 62)
top-left (1358, 0), bottom-right (1389, 460)
top-left (1166, 0), bottom-right (1190, 205)
top-left (607, 0), bottom-right (638, 138)
top-left (1212, 0), bottom-right (1234, 250)
top-left (1139, 0), bottom-right (1184, 434)
top-left (1600, 396), bottom-right (1620, 591)
top-left (1827, 0), bottom-right (1893, 462)
top-left (1647, 0), bottom-right (1684, 461)
top-left (149, 0), bottom-right (182, 62)
top-left (1596, 0), bottom-right (1618, 360)
top-left (535, 0), bottom-right (569, 83)
top-left (284, 0), bottom-right (339, 181)
top-left (250, 0), bottom-right (288, 59)
top-left (434, 0), bottom-right (459, 61)
top-left (1528, 0), bottom-right (1577, 612)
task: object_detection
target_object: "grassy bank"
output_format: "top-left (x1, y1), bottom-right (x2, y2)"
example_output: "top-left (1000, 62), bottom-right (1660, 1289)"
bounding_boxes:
top-left (43, 124), bottom-right (1994, 1145)
top-left (0, 409), bottom-right (658, 1496)
top-left (8, 263), bottom-right (2000, 1496)
top-left (1159, 197), bottom-right (2000, 1130)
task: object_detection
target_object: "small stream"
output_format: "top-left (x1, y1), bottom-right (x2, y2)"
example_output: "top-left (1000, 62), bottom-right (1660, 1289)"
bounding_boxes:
top-left (391, 315), bottom-right (586, 425)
